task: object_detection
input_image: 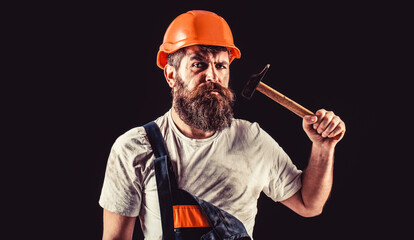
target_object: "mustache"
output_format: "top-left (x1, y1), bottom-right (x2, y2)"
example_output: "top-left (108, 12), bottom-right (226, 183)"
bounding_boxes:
top-left (194, 82), bottom-right (232, 98)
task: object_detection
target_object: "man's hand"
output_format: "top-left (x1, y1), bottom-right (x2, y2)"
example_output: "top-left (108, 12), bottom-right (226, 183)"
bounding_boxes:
top-left (282, 109), bottom-right (346, 217)
top-left (303, 109), bottom-right (346, 149)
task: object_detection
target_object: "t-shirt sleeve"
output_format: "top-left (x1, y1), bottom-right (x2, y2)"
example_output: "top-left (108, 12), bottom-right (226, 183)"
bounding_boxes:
top-left (261, 129), bottom-right (302, 202)
top-left (99, 129), bottom-right (149, 217)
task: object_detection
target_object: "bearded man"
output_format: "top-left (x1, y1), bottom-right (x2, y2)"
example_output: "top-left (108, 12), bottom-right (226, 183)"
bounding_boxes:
top-left (99, 10), bottom-right (346, 240)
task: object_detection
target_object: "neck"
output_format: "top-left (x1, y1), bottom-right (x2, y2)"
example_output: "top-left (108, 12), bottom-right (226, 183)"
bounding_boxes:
top-left (171, 108), bottom-right (215, 139)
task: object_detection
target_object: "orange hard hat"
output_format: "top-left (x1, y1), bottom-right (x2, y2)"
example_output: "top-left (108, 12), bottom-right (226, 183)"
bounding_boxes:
top-left (157, 10), bottom-right (241, 69)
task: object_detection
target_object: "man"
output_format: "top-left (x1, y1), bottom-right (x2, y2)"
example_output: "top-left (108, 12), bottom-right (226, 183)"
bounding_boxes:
top-left (99, 10), bottom-right (346, 239)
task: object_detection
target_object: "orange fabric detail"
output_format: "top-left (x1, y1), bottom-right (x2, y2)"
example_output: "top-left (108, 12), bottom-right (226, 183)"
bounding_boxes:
top-left (173, 205), bottom-right (211, 228)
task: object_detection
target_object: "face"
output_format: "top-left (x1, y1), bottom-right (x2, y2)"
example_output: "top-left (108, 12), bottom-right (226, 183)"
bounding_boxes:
top-left (176, 46), bottom-right (231, 90)
top-left (167, 46), bottom-right (235, 132)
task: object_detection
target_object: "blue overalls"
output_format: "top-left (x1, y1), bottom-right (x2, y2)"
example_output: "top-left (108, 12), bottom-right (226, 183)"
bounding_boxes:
top-left (144, 122), bottom-right (251, 240)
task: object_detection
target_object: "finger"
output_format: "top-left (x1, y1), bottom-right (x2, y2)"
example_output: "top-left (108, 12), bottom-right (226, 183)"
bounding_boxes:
top-left (303, 115), bottom-right (318, 125)
top-left (321, 115), bottom-right (341, 138)
top-left (303, 115), bottom-right (318, 134)
top-left (317, 111), bottom-right (335, 134)
top-left (313, 109), bottom-right (327, 130)
top-left (328, 121), bottom-right (346, 139)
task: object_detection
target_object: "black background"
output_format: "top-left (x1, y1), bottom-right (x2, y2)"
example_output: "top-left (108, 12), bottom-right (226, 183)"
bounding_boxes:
top-left (11, 1), bottom-right (412, 239)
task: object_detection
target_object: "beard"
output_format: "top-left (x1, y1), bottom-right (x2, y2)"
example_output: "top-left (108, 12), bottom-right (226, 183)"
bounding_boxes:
top-left (172, 76), bottom-right (235, 132)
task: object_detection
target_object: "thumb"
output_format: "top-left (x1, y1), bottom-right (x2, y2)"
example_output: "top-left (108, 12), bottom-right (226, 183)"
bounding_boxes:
top-left (303, 115), bottom-right (318, 125)
top-left (302, 115), bottom-right (319, 140)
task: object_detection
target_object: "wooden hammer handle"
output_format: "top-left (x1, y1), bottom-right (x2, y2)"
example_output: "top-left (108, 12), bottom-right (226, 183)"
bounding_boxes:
top-left (256, 82), bottom-right (314, 118)
top-left (254, 75), bottom-right (341, 140)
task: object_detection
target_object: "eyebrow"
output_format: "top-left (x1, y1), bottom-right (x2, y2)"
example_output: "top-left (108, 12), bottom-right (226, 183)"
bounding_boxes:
top-left (189, 53), bottom-right (229, 65)
top-left (189, 53), bottom-right (207, 62)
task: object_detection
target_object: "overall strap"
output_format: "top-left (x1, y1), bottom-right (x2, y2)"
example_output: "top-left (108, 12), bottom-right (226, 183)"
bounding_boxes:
top-left (143, 122), bottom-right (177, 240)
top-left (143, 122), bottom-right (168, 158)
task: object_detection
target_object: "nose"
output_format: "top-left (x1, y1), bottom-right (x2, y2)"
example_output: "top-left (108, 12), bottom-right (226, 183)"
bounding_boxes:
top-left (205, 63), bottom-right (219, 83)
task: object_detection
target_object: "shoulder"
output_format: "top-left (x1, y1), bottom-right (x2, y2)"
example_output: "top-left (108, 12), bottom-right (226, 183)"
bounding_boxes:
top-left (111, 112), bottom-right (170, 162)
top-left (113, 112), bottom-right (170, 153)
top-left (225, 118), bottom-right (284, 157)
top-left (230, 118), bottom-right (258, 133)
top-left (114, 126), bottom-right (149, 149)
top-left (110, 126), bottom-right (151, 162)
top-left (229, 118), bottom-right (272, 143)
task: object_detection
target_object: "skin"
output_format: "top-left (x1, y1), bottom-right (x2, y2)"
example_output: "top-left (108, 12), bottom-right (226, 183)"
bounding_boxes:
top-left (102, 210), bottom-right (135, 240)
top-left (102, 45), bottom-right (346, 239)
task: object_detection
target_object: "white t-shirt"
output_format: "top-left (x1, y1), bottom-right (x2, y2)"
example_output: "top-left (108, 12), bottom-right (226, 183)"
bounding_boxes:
top-left (99, 110), bottom-right (302, 239)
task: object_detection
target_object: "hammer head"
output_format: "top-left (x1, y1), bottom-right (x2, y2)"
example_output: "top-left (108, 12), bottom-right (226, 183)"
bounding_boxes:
top-left (241, 64), bottom-right (270, 100)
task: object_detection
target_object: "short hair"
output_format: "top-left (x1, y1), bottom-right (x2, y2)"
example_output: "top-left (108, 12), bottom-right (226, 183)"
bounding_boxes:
top-left (167, 45), bottom-right (229, 70)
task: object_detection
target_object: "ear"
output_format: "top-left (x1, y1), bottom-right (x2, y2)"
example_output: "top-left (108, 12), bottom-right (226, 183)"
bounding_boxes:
top-left (164, 64), bottom-right (176, 88)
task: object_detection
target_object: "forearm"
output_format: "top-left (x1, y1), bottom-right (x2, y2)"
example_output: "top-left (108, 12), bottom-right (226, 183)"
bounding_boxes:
top-left (282, 110), bottom-right (344, 217)
top-left (301, 144), bottom-right (335, 213)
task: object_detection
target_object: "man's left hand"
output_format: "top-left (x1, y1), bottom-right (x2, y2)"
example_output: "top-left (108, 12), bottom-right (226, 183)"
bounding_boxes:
top-left (303, 109), bottom-right (346, 149)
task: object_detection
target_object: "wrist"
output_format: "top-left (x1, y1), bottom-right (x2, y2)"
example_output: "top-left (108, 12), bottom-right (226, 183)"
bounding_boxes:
top-left (311, 143), bottom-right (335, 161)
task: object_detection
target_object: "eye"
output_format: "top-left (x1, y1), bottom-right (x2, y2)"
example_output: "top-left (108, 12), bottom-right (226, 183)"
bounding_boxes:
top-left (216, 63), bottom-right (227, 69)
top-left (192, 62), bottom-right (206, 68)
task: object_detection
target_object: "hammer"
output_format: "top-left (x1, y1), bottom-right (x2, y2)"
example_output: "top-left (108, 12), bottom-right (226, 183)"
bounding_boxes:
top-left (242, 64), bottom-right (340, 139)
top-left (242, 64), bottom-right (313, 118)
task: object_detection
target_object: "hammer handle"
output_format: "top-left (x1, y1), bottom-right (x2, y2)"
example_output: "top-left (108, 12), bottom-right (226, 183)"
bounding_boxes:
top-left (256, 82), bottom-right (314, 118)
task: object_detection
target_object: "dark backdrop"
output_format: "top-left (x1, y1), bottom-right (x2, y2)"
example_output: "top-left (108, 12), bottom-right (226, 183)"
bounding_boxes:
top-left (14, 1), bottom-right (412, 239)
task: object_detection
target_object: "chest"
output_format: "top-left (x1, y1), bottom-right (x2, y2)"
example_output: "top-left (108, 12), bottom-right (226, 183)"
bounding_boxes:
top-left (166, 140), bottom-right (267, 208)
